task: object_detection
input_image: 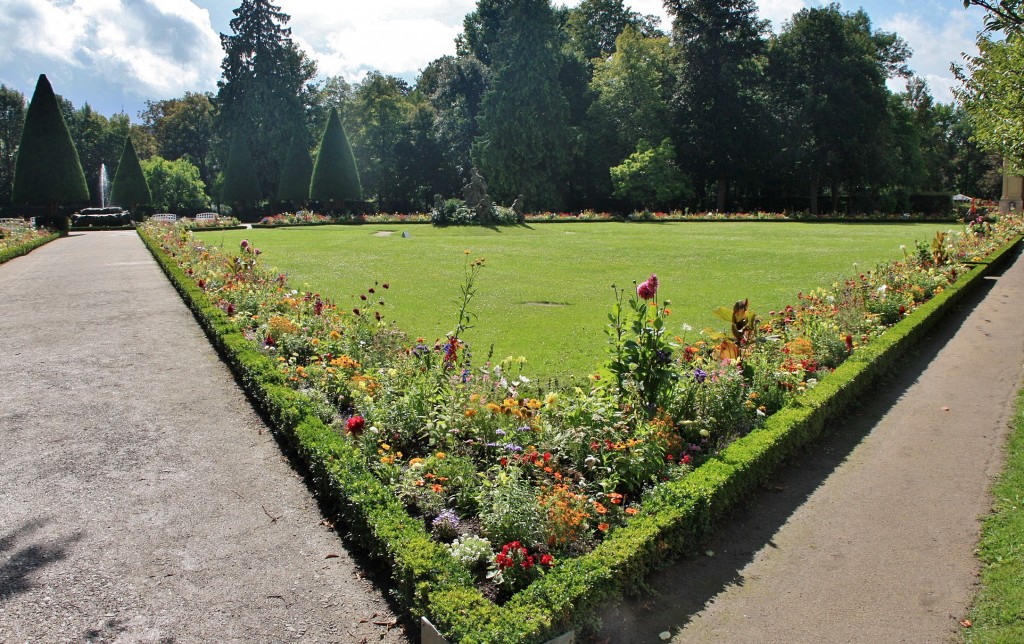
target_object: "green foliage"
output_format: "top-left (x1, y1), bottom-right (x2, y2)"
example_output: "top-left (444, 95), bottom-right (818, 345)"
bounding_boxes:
top-left (110, 137), bottom-right (152, 213)
top-left (0, 84), bottom-right (26, 204)
top-left (139, 91), bottom-right (217, 187)
top-left (472, 0), bottom-right (574, 210)
top-left (565, 0), bottom-right (661, 62)
top-left (966, 386), bottom-right (1024, 641)
top-left (767, 5), bottom-right (911, 214)
top-left (12, 74), bottom-right (89, 209)
top-left (955, 33), bottom-right (1024, 171)
top-left (141, 156), bottom-right (209, 212)
top-left (610, 139), bottom-right (691, 210)
top-left (65, 105), bottom-right (132, 204)
top-left (276, 130), bottom-right (313, 203)
top-left (0, 230), bottom-right (58, 265)
top-left (216, 0), bottom-right (315, 198)
top-left (220, 133), bottom-right (262, 204)
top-left (310, 107), bottom-right (361, 203)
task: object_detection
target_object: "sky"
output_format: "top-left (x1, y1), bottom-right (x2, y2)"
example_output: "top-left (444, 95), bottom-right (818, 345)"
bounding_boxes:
top-left (0, 0), bottom-right (990, 120)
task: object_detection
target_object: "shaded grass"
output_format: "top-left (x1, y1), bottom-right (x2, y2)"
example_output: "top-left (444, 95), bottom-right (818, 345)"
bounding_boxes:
top-left (965, 387), bottom-right (1024, 642)
top-left (198, 222), bottom-right (949, 380)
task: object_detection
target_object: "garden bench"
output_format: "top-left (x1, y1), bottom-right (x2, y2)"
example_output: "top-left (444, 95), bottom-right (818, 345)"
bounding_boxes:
top-left (151, 213), bottom-right (177, 222)
top-left (195, 212), bottom-right (218, 223)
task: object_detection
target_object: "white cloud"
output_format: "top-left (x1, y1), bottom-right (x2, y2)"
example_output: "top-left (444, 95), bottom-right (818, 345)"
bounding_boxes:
top-left (757, 0), bottom-right (808, 30)
top-left (282, 0), bottom-right (474, 81)
top-left (0, 0), bottom-right (221, 104)
top-left (880, 7), bottom-right (981, 103)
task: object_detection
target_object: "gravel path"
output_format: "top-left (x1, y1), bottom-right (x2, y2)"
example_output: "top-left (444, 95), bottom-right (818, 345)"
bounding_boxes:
top-left (0, 232), bottom-right (407, 643)
top-left (598, 250), bottom-right (1024, 643)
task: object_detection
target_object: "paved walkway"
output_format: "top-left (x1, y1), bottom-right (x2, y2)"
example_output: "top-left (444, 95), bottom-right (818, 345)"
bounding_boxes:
top-left (0, 233), bottom-right (406, 643)
top-left (599, 250), bottom-right (1024, 642)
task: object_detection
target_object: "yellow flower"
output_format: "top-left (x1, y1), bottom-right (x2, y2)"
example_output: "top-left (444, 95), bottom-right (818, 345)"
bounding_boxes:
top-left (435, 451), bottom-right (446, 459)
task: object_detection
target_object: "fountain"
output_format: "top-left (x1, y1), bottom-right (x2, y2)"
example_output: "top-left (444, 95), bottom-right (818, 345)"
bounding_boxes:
top-left (99, 163), bottom-right (110, 207)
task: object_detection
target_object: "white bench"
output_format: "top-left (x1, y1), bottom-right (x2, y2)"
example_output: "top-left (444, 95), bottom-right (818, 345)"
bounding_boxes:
top-left (151, 213), bottom-right (177, 222)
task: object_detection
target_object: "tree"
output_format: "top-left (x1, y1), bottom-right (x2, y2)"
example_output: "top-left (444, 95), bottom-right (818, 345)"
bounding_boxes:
top-left (964, 0), bottom-right (1024, 32)
top-left (12, 74), bottom-right (89, 227)
top-left (220, 132), bottom-right (262, 206)
top-left (276, 130), bottom-right (313, 204)
top-left (419, 55), bottom-right (488, 190)
top-left (141, 156), bottom-right (210, 213)
top-left (0, 85), bottom-right (25, 204)
top-left (472, 0), bottom-right (574, 209)
top-left (348, 72), bottom-right (411, 209)
top-left (610, 139), bottom-right (692, 210)
top-left (139, 92), bottom-right (217, 188)
top-left (667, 0), bottom-right (768, 212)
top-left (954, 33), bottom-right (1024, 171)
top-left (310, 107), bottom-right (361, 207)
top-left (110, 137), bottom-right (152, 218)
top-left (216, 0), bottom-right (316, 198)
top-left (767, 5), bottom-right (910, 213)
top-left (565, 0), bottom-right (662, 63)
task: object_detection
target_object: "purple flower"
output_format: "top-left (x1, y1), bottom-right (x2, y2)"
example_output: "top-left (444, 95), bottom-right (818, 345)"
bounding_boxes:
top-left (693, 368), bottom-right (707, 384)
top-left (636, 273), bottom-right (659, 300)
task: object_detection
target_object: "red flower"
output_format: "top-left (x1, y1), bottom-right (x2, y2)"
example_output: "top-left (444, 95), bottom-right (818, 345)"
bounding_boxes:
top-left (845, 334), bottom-right (854, 351)
top-left (346, 415), bottom-right (365, 435)
top-left (540, 554), bottom-right (554, 567)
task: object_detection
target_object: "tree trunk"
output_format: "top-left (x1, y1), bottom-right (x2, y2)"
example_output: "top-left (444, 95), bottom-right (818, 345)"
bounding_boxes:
top-left (716, 178), bottom-right (727, 212)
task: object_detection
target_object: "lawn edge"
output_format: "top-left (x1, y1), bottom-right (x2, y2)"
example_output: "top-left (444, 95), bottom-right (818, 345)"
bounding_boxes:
top-left (964, 383), bottom-right (1024, 641)
top-left (138, 226), bottom-right (1021, 643)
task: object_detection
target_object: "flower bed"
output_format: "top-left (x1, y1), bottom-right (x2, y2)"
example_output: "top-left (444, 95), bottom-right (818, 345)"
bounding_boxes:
top-left (138, 214), bottom-right (1022, 642)
top-left (0, 220), bottom-right (58, 265)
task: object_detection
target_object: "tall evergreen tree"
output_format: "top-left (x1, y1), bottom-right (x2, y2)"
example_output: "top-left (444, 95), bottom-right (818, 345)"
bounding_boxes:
top-left (276, 130), bottom-right (313, 203)
top-left (472, 0), bottom-right (574, 210)
top-left (667, 0), bottom-right (768, 211)
top-left (216, 0), bottom-right (316, 198)
top-left (310, 107), bottom-right (361, 207)
top-left (0, 85), bottom-right (25, 204)
top-left (220, 132), bottom-right (262, 206)
top-left (110, 136), bottom-right (152, 218)
top-left (12, 74), bottom-right (89, 227)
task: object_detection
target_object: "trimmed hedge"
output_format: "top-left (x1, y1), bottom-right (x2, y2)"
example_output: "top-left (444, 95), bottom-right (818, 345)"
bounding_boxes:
top-left (0, 231), bottom-right (59, 265)
top-left (138, 226), bottom-right (1021, 643)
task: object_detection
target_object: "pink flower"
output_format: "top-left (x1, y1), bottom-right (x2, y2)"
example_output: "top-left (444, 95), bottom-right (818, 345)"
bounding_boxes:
top-left (240, 239), bottom-right (249, 251)
top-left (636, 274), bottom-right (659, 300)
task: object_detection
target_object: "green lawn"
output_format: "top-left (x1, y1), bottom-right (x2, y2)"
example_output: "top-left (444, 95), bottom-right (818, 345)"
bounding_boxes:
top-left (198, 221), bottom-right (950, 379)
top-left (965, 388), bottom-right (1024, 642)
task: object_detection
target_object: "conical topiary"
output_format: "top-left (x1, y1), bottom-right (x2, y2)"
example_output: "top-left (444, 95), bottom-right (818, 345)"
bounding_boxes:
top-left (276, 130), bottom-right (313, 203)
top-left (220, 132), bottom-right (262, 204)
top-left (110, 136), bottom-right (151, 219)
top-left (12, 74), bottom-right (89, 227)
top-left (310, 107), bottom-right (361, 203)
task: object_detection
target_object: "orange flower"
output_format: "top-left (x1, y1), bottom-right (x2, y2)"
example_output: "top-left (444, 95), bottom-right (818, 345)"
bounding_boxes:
top-left (431, 484), bottom-right (443, 493)
top-left (593, 502), bottom-right (608, 514)
top-left (597, 523), bottom-right (610, 532)
top-left (625, 507), bottom-right (638, 515)
top-left (608, 492), bottom-right (624, 505)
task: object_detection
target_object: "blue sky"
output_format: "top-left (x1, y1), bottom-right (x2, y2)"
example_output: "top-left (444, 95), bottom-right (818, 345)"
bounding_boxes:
top-left (0, 1), bottom-right (988, 120)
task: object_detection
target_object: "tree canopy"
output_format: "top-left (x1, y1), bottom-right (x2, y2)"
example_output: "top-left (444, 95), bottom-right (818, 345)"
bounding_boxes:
top-left (276, 130), bottom-right (313, 203)
top-left (220, 132), bottom-right (262, 204)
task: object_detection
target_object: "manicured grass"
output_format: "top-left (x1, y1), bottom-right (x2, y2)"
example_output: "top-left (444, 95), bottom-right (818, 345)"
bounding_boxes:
top-left (198, 222), bottom-right (949, 379)
top-left (965, 387), bottom-right (1024, 642)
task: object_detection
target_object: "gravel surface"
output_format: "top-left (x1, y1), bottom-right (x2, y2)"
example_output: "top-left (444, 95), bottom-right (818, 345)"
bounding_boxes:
top-left (0, 232), bottom-right (408, 643)
top-left (597, 251), bottom-right (1024, 643)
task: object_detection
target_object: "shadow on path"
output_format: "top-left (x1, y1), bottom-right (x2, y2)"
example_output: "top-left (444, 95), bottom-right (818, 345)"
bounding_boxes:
top-left (593, 272), bottom-right (1001, 642)
top-left (0, 517), bottom-right (83, 605)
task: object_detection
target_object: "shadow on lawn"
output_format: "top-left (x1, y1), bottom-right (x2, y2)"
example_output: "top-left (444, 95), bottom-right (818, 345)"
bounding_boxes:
top-left (0, 517), bottom-right (83, 605)
top-left (590, 267), bottom-right (1005, 643)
